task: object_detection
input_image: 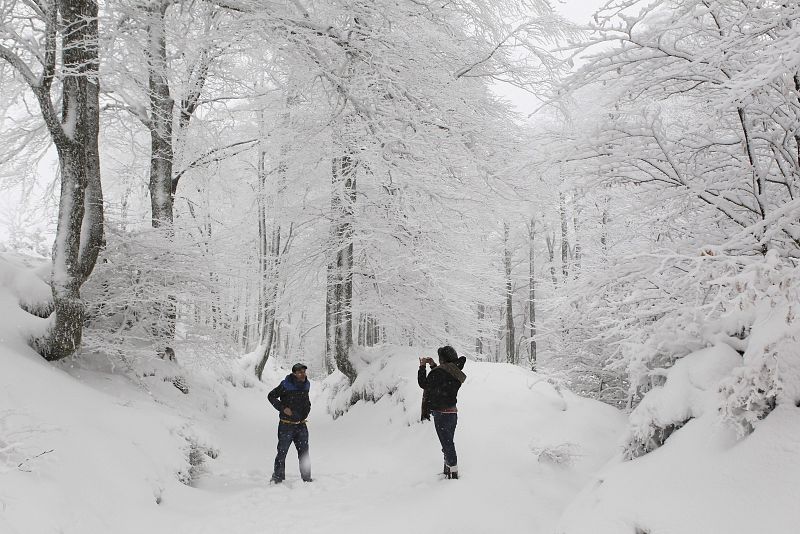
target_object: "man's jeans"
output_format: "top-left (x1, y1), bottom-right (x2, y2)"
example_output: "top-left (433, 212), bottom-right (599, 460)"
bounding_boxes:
top-left (432, 411), bottom-right (458, 467)
top-left (273, 421), bottom-right (311, 481)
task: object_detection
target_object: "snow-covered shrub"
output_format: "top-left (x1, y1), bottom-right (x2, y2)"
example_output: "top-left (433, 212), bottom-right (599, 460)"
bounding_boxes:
top-left (530, 441), bottom-right (580, 466)
top-left (718, 252), bottom-right (800, 435)
top-left (81, 222), bottom-right (242, 366)
top-left (623, 344), bottom-right (741, 458)
top-left (318, 346), bottom-right (420, 423)
top-left (613, 251), bottom-right (800, 456)
top-left (553, 246), bottom-right (800, 413)
top-left (175, 425), bottom-right (219, 486)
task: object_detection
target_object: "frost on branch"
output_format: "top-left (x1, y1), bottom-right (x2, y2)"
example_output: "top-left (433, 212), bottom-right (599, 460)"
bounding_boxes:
top-left (623, 344), bottom-right (741, 459)
top-left (623, 252), bottom-right (800, 458)
top-left (718, 253), bottom-right (800, 436)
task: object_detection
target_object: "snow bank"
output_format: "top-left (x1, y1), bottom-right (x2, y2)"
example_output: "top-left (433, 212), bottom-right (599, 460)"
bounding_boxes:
top-left (625, 344), bottom-right (742, 458)
top-left (0, 253), bottom-right (51, 345)
top-left (558, 402), bottom-right (800, 534)
top-left (0, 254), bottom-right (223, 534)
top-left (558, 342), bottom-right (800, 534)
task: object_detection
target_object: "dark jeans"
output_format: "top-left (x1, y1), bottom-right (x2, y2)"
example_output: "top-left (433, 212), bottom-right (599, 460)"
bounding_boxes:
top-left (432, 411), bottom-right (458, 467)
top-left (273, 421), bottom-right (311, 481)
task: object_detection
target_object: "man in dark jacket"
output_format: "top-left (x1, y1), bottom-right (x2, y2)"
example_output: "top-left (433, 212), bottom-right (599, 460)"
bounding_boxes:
top-left (268, 363), bottom-right (312, 483)
top-left (418, 346), bottom-right (466, 479)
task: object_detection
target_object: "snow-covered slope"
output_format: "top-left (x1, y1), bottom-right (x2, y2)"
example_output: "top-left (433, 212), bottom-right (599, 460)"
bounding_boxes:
top-left (0, 254), bottom-right (626, 534)
top-left (557, 344), bottom-right (800, 534)
top-left (182, 349), bottom-right (626, 534)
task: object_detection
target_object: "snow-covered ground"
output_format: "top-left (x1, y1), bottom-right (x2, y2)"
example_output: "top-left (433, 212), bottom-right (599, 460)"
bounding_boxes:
top-left (4, 253), bottom-right (800, 534)
top-left (0, 340), bottom-right (625, 533)
top-left (0, 255), bottom-right (625, 534)
top-left (557, 344), bottom-right (800, 534)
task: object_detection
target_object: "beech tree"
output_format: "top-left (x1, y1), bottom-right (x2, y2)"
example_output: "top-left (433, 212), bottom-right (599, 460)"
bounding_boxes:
top-left (0, 0), bottom-right (104, 360)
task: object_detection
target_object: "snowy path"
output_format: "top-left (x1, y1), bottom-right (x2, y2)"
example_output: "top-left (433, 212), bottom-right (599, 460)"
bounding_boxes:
top-left (169, 364), bottom-right (624, 534)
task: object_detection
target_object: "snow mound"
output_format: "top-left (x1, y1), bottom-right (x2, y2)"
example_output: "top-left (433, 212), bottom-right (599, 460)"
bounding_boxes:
top-left (558, 341), bottom-right (800, 534)
top-left (0, 253), bottom-right (51, 348)
top-left (625, 343), bottom-right (742, 458)
top-left (0, 254), bottom-right (224, 534)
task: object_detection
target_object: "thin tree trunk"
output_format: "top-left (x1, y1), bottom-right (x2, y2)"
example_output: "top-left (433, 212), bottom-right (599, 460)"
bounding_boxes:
top-left (326, 150), bottom-right (357, 383)
top-left (146, 0), bottom-right (174, 227)
top-left (546, 229), bottom-right (557, 287)
top-left (255, 100), bottom-right (290, 381)
top-left (572, 194), bottom-right (581, 275)
top-left (528, 217), bottom-right (537, 371)
top-left (503, 222), bottom-right (515, 365)
top-left (372, 316), bottom-right (380, 346)
top-left (559, 192), bottom-right (569, 279)
top-left (476, 303), bottom-right (484, 355)
top-left (601, 206), bottom-right (608, 259)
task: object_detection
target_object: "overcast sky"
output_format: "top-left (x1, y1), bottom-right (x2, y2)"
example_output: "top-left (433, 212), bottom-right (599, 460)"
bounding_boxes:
top-left (494, 0), bottom-right (606, 116)
top-left (554, 0), bottom-right (604, 23)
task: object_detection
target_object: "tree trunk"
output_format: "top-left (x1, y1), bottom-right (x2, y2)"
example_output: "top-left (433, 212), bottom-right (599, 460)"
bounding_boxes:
top-left (254, 102), bottom-right (289, 381)
top-left (146, 0), bottom-right (174, 227)
top-left (326, 151), bottom-right (357, 383)
top-left (357, 312), bottom-right (365, 347)
top-left (503, 222), bottom-right (515, 365)
top-left (476, 303), bottom-right (485, 355)
top-left (572, 194), bottom-right (581, 275)
top-left (372, 316), bottom-right (380, 346)
top-left (32, 0), bottom-right (104, 360)
top-left (601, 205), bottom-right (609, 259)
top-left (528, 217), bottom-right (537, 371)
top-left (545, 228), bottom-right (558, 287)
top-left (559, 192), bottom-right (569, 279)
top-left (143, 1), bottom-right (177, 358)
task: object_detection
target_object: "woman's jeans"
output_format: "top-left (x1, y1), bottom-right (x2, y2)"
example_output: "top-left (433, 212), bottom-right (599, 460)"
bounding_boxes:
top-left (432, 411), bottom-right (458, 467)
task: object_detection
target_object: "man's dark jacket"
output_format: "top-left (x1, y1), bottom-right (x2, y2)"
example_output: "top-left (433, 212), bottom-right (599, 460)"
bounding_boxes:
top-left (418, 358), bottom-right (466, 411)
top-left (268, 374), bottom-right (311, 422)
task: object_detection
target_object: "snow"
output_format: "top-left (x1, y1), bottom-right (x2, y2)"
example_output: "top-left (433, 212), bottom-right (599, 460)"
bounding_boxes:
top-left (558, 341), bottom-right (800, 534)
top-left (5, 252), bottom-right (800, 534)
top-left (0, 255), bottom-right (626, 534)
top-left (558, 403), bottom-right (800, 534)
top-left (625, 344), bottom-right (742, 457)
top-left (0, 254), bottom-right (51, 349)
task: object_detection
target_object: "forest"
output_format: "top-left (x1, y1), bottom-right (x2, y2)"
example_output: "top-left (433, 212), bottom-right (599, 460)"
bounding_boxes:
top-left (2, 0), bottom-right (800, 532)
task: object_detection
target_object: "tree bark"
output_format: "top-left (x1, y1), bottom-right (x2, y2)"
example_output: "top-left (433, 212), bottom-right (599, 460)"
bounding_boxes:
top-left (146, 1), bottom-right (174, 227)
top-left (476, 303), bottom-right (485, 355)
top-left (503, 222), bottom-right (515, 365)
top-left (29, 0), bottom-right (104, 360)
top-left (326, 151), bottom-right (357, 383)
top-left (528, 217), bottom-right (537, 371)
top-left (572, 193), bottom-right (581, 275)
top-left (559, 192), bottom-right (569, 279)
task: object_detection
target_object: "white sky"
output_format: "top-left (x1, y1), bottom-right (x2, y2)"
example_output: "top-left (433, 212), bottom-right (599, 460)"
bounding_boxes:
top-left (494, 0), bottom-right (606, 116)
top-left (553, 0), bottom-right (605, 23)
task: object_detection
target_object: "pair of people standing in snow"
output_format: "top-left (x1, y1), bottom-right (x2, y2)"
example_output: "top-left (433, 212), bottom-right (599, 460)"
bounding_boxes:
top-left (266, 345), bottom-right (466, 483)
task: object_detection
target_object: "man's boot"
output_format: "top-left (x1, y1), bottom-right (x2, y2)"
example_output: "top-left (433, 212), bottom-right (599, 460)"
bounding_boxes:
top-left (443, 463), bottom-right (450, 477)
